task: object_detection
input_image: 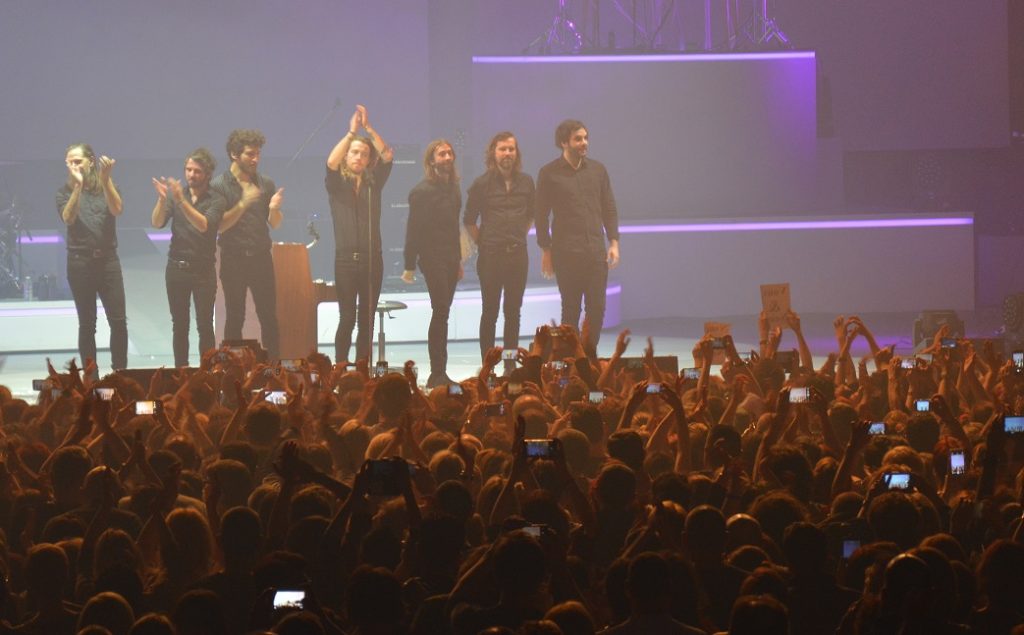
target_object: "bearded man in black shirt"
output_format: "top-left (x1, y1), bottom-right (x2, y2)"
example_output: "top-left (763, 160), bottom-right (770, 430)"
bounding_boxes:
top-left (211, 129), bottom-right (283, 359)
top-left (403, 139), bottom-right (463, 387)
top-left (151, 147), bottom-right (226, 368)
top-left (536, 119), bottom-right (620, 355)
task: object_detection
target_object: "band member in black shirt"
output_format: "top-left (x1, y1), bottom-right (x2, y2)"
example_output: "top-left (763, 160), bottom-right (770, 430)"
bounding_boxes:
top-left (403, 139), bottom-right (462, 387)
top-left (536, 119), bottom-right (620, 355)
top-left (151, 148), bottom-right (226, 368)
top-left (325, 105), bottom-right (394, 364)
top-left (57, 143), bottom-right (128, 372)
top-left (464, 132), bottom-right (535, 364)
top-left (211, 129), bottom-right (283, 359)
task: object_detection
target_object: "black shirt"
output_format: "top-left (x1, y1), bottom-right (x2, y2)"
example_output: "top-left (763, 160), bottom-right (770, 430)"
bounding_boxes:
top-left (405, 177), bottom-right (462, 270)
top-left (157, 187), bottom-right (227, 266)
top-left (324, 160), bottom-right (394, 257)
top-left (463, 169), bottom-right (535, 251)
top-left (210, 170), bottom-right (277, 254)
top-left (56, 186), bottom-right (118, 252)
top-left (535, 155), bottom-right (619, 259)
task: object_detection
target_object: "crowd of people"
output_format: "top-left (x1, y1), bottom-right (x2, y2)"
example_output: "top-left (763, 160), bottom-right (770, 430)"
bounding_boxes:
top-left (0, 311), bottom-right (1022, 634)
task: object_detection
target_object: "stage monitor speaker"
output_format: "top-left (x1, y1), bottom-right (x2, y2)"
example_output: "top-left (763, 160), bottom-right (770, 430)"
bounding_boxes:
top-left (913, 310), bottom-right (964, 350)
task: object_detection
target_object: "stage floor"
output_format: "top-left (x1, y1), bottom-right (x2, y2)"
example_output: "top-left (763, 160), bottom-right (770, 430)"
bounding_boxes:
top-left (1, 309), bottom-right (1006, 401)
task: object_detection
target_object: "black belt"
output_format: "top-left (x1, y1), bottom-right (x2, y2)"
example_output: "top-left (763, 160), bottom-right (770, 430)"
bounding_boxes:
top-left (483, 243), bottom-right (525, 254)
top-left (70, 248), bottom-right (112, 259)
top-left (225, 249), bottom-right (266, 258)
top-left (168, 258), bottom-right (211, 270)
top-left (337, 252), bottom-right (378, 262)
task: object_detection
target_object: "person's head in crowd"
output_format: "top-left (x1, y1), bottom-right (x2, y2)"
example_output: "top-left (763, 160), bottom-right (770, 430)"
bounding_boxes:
top-left (25, 543), bottom-right (68, 605)
top-left (429, 450), bottom-right (465, 485)
top-left (164, 508), bottom-right (214, 583)
top-left (544, 601), bottom-right (595, 635)
top-left (206, 458), bottom-right (255, 513)
top-left (881, 447), bottom-right (926, 479)
top-left (763, 444), bottom-right (813, 502)
top-left (879, 552), bottom-right (934, 621)
top-left (163, 436), bottom-right (200, 472)
top-left (651, 471), bottom-right (690, 509)
top-left (82, 465), bottom-right (127, 507)
top-left (728, 594), bottom-right (789, 635)
top-left (78, 591), bottom-right (135, 635)
top-left (828, 402), bottom-right (857, 447)
top-left (373, 373), bottom-right (412, 420)
top-left (42, 513), bottom-right (86, 542)
top-left (421, 430), bottom-right (455, 458)
top-left (704, 424), bottom-right (741, 471)
top-left (289, 484), bottom-right (333, 523)
top-left (782, 521), bottom-right (828, 578)
top-left (172, 589), bottom-right (227, 635)
top-left (868, 492), bottom-right (923, 550)
top-left (433, 480), bottom-right (475, 526)
top-left (724, 513), bottom-right (763, 552)
top-left (273, 610), bottom-right (325, 635)
top-left (94, 564), bottom-right (145, 616)
top-left (219, 505), bottom-right (262, 570)
top-left (521, 490), bottom-right (572, 540)
top-left (748, 490), bottom-right (809, 547)
top-left (977, 539), bottom-right (1024, 614)
top-left (128, 613), bottom-right (175, 635)
top-left (569, 405), bottom-right (604, 448)
top-left (603, 558), bottom-right (631, 624)
top-left (907, 546), bottom-right (959, 623)
top-left (50, 445), bottom-right (93, 508)
top-left (920, 532), bottom-right (967, 564)
top-left (346, 565), bottom-right (406, 632)
top-left (726, 544), bottom-right (771, 572)
top-left (828, 491), bottom-right (864, 521)
top-left (492, 531), bottom-right (548, 598)
top-left (643, 451), bottom-right (674, 480)
top-left (606, 430), bottom-right (645, 474)
top-left (738, 564), bottom-right (789, 603)
top-left (905, 412), bottom-right (940, 453)
top-left (811, 456), bottom-right (839, 504)
top-left (593, 462), bottom-right (636, 514)
top-left (412, 514), bottom-right (465, 578)
top-left (624, 552), bottom-right (675, 617)
top-left (95, 528), bottom-right (142, 578)
top-left (684, 504), bottom-right (727, 562)
top-left (285, 516), bottom-right (330, 562)
top-left (556, 428), bottom-right (594, 477)
top-left (245, 403), bottom-right (282, 448)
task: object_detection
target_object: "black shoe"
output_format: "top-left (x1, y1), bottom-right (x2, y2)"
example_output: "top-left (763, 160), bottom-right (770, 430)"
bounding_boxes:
top-left (426, 372), bottom-right (453, 388)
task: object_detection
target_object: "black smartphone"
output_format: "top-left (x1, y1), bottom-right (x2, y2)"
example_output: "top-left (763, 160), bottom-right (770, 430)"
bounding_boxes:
top-left (548, 360), bottom-right (566, 371)
top-left (588, 390), bottom-right (605, 404)
top-left (266, 390), bottom-right (288, 406)
top-left (941, 338), bottom-right (957, 349)
top-left (869, 422), bottom-right (886, 435)
top-left (373, 361), bottom-right (388, 378)
top-left (1014, 351), bottom-right (1024, 373)
top-left (524, 438), bottom-right (556, 459)
top-left (32, 379), bottom-right (48, 391)
top-left (94, 387), bottom-right (114, 401)
top-left (502, 349), bottom-right (518, 361)
top-left (263, 367), bottom-right (281, 377)
top-left (842, 539), bottom-right (861, 560)
top-left (367, 459), bottom-right (407, 496)
top-left (280, 358), bottom-right (304, 372)
top-left (914, 399), bottom-right (930, 413)
top-left (682, 368), bottom-right (700, 380)
top-left (645, 383), bottom-right (662, 394)
top-left (900, 358), bottom-right (916, 370)
top-left (484, 402), bottom-right (506, 416)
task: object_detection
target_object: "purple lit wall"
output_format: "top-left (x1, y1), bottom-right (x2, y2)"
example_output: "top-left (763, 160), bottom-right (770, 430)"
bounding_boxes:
top-left (471, 53), bottom-right (818, 216)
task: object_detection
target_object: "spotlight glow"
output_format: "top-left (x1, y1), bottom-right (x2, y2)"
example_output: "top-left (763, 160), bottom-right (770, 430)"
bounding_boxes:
top-left (473, 52), bottom-right (815, 64)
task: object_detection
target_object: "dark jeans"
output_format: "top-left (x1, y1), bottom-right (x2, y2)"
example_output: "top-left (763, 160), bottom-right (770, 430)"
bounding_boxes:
top-left (477, 245), bottom-right (528, 360)
top-left (552, 249), bottom-right (608, 353)
top-left (219, 250), bottom-right (279, 359)
top-left (165, 261), bottom-right (216, 368)
top-left (421, 258), bottom-right (459, 375)
top-left (67, 251), bottom-right (128, 371)
top-left (334, 254), bottom-right (383, 364)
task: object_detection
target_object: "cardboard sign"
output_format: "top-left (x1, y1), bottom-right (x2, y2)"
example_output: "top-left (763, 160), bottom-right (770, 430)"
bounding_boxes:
top-left (760, 283), bottom-right (791, 329)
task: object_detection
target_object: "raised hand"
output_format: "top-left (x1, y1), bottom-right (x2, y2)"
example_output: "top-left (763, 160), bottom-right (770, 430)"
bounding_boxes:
top-left (785, 310), bottom-right (802, 333)
top-left (357, 104), bottom-right (369, 130)
top-left (483, 346), bottom-right (503, 368)
top-left (240, 181), bottom-right (261, 208)
top-left (98, 156), bottom-right (116, 184)
top-left (151, 177), bottom-right (168, 200)
top-left (269, 187), bottom-right (284, 210)
top-left (349, 107), bottom-right (362, 134)
top-left (614, 328), bottom-right (631, 357)
top-left (167, 177), bottom-right (185, 204)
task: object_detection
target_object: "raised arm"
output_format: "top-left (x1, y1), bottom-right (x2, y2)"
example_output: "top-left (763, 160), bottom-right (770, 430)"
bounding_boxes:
top-left (98, 156), bottom-right (122, 216)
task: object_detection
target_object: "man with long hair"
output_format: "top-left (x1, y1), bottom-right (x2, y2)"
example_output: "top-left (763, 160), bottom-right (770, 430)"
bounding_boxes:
top-left (403, 139), bottom-right (462, 387)
top-left (536, 119), bottom-right (620, 355)
top-left (151, 147), bottom-right (226, 367)
top-left (463, 132), bottom-right (535, 365)
top-left (58, 142), bottom-right (128, 372)
top-left (325, 104), bottom-right (394, 364)
top-left (211, 129), bottom-right (284, 359)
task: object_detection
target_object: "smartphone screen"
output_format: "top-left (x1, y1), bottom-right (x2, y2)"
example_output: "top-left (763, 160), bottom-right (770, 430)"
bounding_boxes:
top-left (1014, 351), bottom-right (1024, 371)
top-left (915, 399), bottom-right (930, 412)
top-left (448, 384), bottom-right (463, 396)
top-left (273, 590), bottom-right (305, 610)
top-left (790, 387), bottom-right (810, 403)
top-left (900, 358), bottom-right (916, 369)
top-left (949, 450), bottom-right (965, 475)
top-left (588, 390), bottom-right (605, 403)
top-left (484, 403), bottom-right (505, 416)
top-left (94, 387), bottom-right (114, 401)
top-left (32, 379), bottom-right (48, 391)
top-left (1005, 416), bottom-right (1024, 434)
top-left (507, 382), bottom-right (522, 396)
top-left (502, 349), bottom-right (517, 361)
top-left (645, 383), bottom-right (662, 394)
top-left (682, 368), bottom-right (700, 380)
top-left (373, 361), bottom-right (388, 378)
top-left (135, 400), bottom-right (158, 415)
top-left (885, 473), bottom-right (910, 490)
top-left (842, 539), bottom-right (861, 559)
top-left (941, 338), bottom-right (957, 349)
top-left (266, 390), bottom-right (288, 405)
top-left (524, 439), bottom-right (554, 459)
top-left (869, 422), bottom-right (886, 435)
top-left (280, 358), bottom-right (304, 372)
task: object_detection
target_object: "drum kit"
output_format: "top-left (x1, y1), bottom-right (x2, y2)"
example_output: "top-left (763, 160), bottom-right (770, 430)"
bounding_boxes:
top-left (0, 195), bottom-right (26, 298)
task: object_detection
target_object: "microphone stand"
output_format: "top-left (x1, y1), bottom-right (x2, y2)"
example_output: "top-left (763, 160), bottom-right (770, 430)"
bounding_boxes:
top-left (286, 98), bottom-right (343, 170)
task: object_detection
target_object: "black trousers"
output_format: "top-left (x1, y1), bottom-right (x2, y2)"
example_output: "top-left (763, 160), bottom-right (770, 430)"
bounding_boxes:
top-left (420, 258), bottom-right (459, 375)
top-left (165, 261), bottom-right (216, 368)
top-left (477, 245), bottom-right (528, 360)
top-left (219, 250), bottom-right (279, 359)
top-left (552, 249), bottom-right (608, 352)
top-left (334, 254), bottom-right (383, 364)
top-left (67, 251), bottom-right (128, 371)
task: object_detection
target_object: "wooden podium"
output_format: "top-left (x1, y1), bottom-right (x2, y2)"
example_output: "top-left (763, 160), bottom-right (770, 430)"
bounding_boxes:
top-left (214, 242), bottom-right (332, 359)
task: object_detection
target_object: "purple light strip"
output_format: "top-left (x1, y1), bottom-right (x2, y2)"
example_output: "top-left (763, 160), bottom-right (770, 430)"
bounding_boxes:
top-left (147, 232), bottom-right (172, 242)
top-left (18, 235), bottom-right (62, 244)
top-left (473, 52), bottom-right (815, 64)
top-left (616, 217), bottom-right (973, 234)
top-left (392, 285), bottom-right (622, 310)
